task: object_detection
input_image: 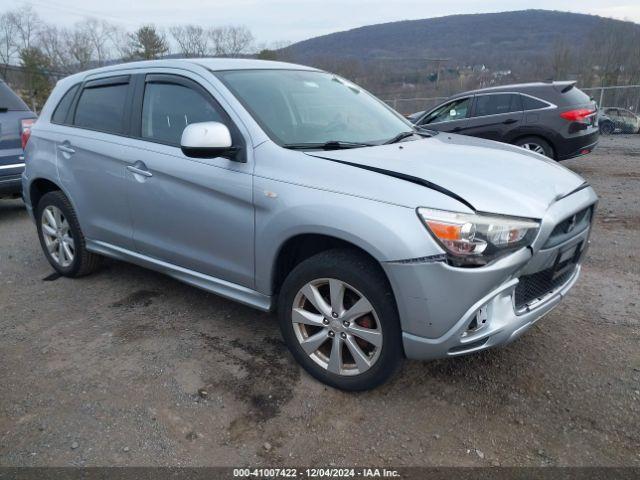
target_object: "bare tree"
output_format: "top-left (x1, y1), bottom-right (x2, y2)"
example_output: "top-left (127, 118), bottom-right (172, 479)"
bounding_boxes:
top-left (551, 39), bottom-right (572, 80)
top-left (170, 24), bottom-right (209, 57)
top-left (83, 19), bottom-right (119, 65)
top-left (64, 26), bottom-right (95, 71)
top-left (11, 6), bottom-right (42, 51)
top-left (209, 25), bottom-right (254, 56)
top-left (0, 11), bottom-right (19, 78)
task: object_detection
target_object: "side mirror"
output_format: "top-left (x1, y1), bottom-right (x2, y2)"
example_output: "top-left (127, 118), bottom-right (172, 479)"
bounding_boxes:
top-left (180, 121), bottom-right (239, 159)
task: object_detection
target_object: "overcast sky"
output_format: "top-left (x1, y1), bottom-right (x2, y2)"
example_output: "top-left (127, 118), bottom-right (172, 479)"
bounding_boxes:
top-left (4, 0), bottom-right (640, 45)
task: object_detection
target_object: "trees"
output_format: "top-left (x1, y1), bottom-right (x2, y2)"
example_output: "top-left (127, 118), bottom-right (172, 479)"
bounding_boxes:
top-left (170, 24), bottom-right (209, 58)
top-left (127, 25), bottom-right (169, 60)
top-left (209, 25), bottom-right (254, 56)
top-left (19, 46), bottom-right (52, 112)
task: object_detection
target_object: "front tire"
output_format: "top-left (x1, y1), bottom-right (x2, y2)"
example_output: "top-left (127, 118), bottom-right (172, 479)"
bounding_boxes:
top-left (277, 249), bottom-right (403, 391)
top-left (36, 191), bottom-right (101, 277)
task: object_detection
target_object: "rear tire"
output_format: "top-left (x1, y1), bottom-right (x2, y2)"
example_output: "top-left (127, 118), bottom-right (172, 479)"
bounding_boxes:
top-left (36, 191), bottom-right (101, 277)
top-left (277, 249), bottom-right (403, 391)
top-left (514, 136), bottom-right (554, 159)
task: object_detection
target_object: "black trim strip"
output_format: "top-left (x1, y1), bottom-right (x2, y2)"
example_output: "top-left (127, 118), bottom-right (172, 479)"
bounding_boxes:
top-left (306, 154), bottom-right (476, 211)
top-left (554, 181), bottom-right (591, 201)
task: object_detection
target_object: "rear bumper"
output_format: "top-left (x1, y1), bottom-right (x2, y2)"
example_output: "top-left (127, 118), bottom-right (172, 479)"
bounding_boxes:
top-left (556, 131), bottom-right (599, 160)
top-left (0, 173), bottom-right (23, 196)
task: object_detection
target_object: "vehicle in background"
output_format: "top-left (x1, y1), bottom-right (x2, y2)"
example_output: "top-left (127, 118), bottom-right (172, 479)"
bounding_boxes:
top-left (23, 60), bottom-right (597, 390)
top-left (597, 111), bottom-right (615, 135)
top-left (406, 110), bottom-right (425, 123)
top-left (410, 82), bottom-right (599, 160)
top-left (599, 107), bottom-right (640, 134)
top-left (0, 80), bottom-right (37, 199)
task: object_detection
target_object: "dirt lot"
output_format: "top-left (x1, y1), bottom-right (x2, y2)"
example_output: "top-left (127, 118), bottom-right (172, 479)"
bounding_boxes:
top-left (0, 135), bottom-right (639, 467)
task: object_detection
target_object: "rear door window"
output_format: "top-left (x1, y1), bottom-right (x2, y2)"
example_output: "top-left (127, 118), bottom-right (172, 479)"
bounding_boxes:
top-left (0, 82), bottom-right (29, 111)
top-left (472, 94), bottom-right (522, 117)
top-left (74, 81), bottom-right (129, 134)
top-left (51, 84), bottom-right (80, 124)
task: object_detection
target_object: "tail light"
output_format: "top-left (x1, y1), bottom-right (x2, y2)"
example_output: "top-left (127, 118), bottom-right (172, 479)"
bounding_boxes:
top-left (560, 109), bottom-right (596, 122)
top-left (21, 118), bottom-right (35, 150)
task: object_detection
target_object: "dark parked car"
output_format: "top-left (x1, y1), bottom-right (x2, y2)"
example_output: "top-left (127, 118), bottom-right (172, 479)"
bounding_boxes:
top-left (410, 82), bottom-right (599, 160)
top-left (1, 80), bottom-right (36, 198)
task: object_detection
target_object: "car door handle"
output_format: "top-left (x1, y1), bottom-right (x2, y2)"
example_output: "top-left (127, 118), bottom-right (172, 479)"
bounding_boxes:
top-left (451, 127), bottom-right (462, 133)
top-left (502, 118), bottom-right (518, 125)
top-left (57, 144), bottom-right (75, 154)
top-left (127, 165), bottom-right (153, 177)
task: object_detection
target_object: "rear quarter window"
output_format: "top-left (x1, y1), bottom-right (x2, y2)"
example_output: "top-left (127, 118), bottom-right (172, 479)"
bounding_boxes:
top-left (74, 83), bottom-right (128, 134)
top-left (0, 82), bottom-right (29, 111)
top-left (51, 84), bottom-right (80, 124)
top-left (522, 95), bottom-right (549, 111)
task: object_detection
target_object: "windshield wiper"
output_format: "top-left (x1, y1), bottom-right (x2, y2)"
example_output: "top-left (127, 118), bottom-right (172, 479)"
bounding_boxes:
top-left (282, 140), bottom-right (374, 150)
top-left (384, 131), bottom-right (420, 144)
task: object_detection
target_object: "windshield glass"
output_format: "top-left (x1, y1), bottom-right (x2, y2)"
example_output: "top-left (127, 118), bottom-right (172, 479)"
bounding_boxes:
top-left (216, 69), bottom-right (412, 146)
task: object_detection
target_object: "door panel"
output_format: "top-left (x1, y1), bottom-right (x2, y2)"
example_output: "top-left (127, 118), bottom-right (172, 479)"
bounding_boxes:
top-left (56, 130), bottom-right (134, 249)
top-left (124, 73), bottom-right (254, 288)
top-left (462, 93), bottom-right (524, 141)
top-left (125, 142), bottom-right (254, 287)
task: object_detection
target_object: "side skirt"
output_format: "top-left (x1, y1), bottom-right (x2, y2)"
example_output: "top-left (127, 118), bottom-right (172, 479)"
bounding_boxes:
top-left (86, 239), bottom-right (272, 312)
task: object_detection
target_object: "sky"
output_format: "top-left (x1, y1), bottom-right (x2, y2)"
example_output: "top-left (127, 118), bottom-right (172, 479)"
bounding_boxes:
top-left (3, 0), bottom-right (640, 45)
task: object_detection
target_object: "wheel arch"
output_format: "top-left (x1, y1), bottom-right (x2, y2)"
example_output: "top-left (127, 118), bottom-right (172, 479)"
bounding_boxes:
top-left (270, 233), bottom-right (389, 298)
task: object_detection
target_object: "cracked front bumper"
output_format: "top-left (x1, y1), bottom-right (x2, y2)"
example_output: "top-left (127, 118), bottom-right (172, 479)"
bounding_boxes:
top-left (383, 185), bottom-right (597, 361)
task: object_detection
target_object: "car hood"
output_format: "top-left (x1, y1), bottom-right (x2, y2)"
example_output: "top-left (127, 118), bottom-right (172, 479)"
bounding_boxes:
top-left (305, 133), bottom-right (586, 218)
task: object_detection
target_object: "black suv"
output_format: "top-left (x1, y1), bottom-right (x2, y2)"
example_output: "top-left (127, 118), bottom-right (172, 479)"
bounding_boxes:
top-left (1, 80), bottom-right (36, 198)
top-left (410, 82), bottom-right (598, 160)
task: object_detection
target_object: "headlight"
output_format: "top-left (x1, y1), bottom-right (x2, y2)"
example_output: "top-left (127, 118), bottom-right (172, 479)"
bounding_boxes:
top-left (417, 207), bottom-right (540, 266)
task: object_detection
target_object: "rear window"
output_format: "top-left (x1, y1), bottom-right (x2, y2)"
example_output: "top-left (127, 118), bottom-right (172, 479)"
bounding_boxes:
top-left (74, 83), bottom-right (128, 134)
top-left (51, 84), bottom-right (80, 124)
top-left (473, 94), bottom-right (522, 117)
top-left (560, 86), bottom-right (592, 106)
top-left (0, 82), bottom-right (29, 111)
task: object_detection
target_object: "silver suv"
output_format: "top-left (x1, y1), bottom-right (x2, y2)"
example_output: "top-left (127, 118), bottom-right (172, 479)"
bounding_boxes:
top-left (23, 59), bottom-right (597, 390)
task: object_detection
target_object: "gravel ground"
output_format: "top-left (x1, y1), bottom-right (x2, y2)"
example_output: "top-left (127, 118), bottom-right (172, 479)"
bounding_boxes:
top-left (0, 135), bottom-right (639, 467)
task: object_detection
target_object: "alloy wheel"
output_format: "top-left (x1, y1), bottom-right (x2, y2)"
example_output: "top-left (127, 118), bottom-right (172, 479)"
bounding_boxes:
top-left (41, 205), bottom-right (75, 268)
top-left (291, 278), bottom-right (382, 376)
top-left (520, 143), bottom-right (546, 155)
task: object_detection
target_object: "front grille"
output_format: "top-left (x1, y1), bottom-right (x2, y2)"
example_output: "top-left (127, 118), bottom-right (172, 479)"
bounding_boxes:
top-left (543, 206), bottom-right (593, 248)
top-left (514, 264), bottom-right (577, 310)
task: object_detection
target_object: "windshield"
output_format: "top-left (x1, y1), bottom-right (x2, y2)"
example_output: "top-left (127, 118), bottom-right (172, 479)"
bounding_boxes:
top-left (216, 69), bottom-right (412, 146)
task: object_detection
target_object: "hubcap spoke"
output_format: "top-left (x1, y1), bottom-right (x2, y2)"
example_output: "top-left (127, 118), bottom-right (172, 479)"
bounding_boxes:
top-left (47, 239), bottom-right (58, 253)
top-left (43, 224), bottom-right (57, 236)
top-left (349, 325), bottom-right (382, 347)
top-left (345, 336), bottom-right (372, 373)
top-left (292, 308), bottom-right (325, 327)
top-left (300, 329), bottom-right (329, 355)
top-left (342, 296), bottom-right (374, 323)
top-left (329, 279), bottom-right (345, 315)
top-left (300, 283), bottom-right (332, 317)
top-left (292, 278), bottom-right (382, 377)
top-left (327, 337), bottom-right (343, 374)
top-left (44, 209), bottom-right (57, 228)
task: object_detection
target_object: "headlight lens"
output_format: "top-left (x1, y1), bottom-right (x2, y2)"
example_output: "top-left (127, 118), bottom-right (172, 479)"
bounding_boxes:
top-left (417, 208), bottom-right (540, 266)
